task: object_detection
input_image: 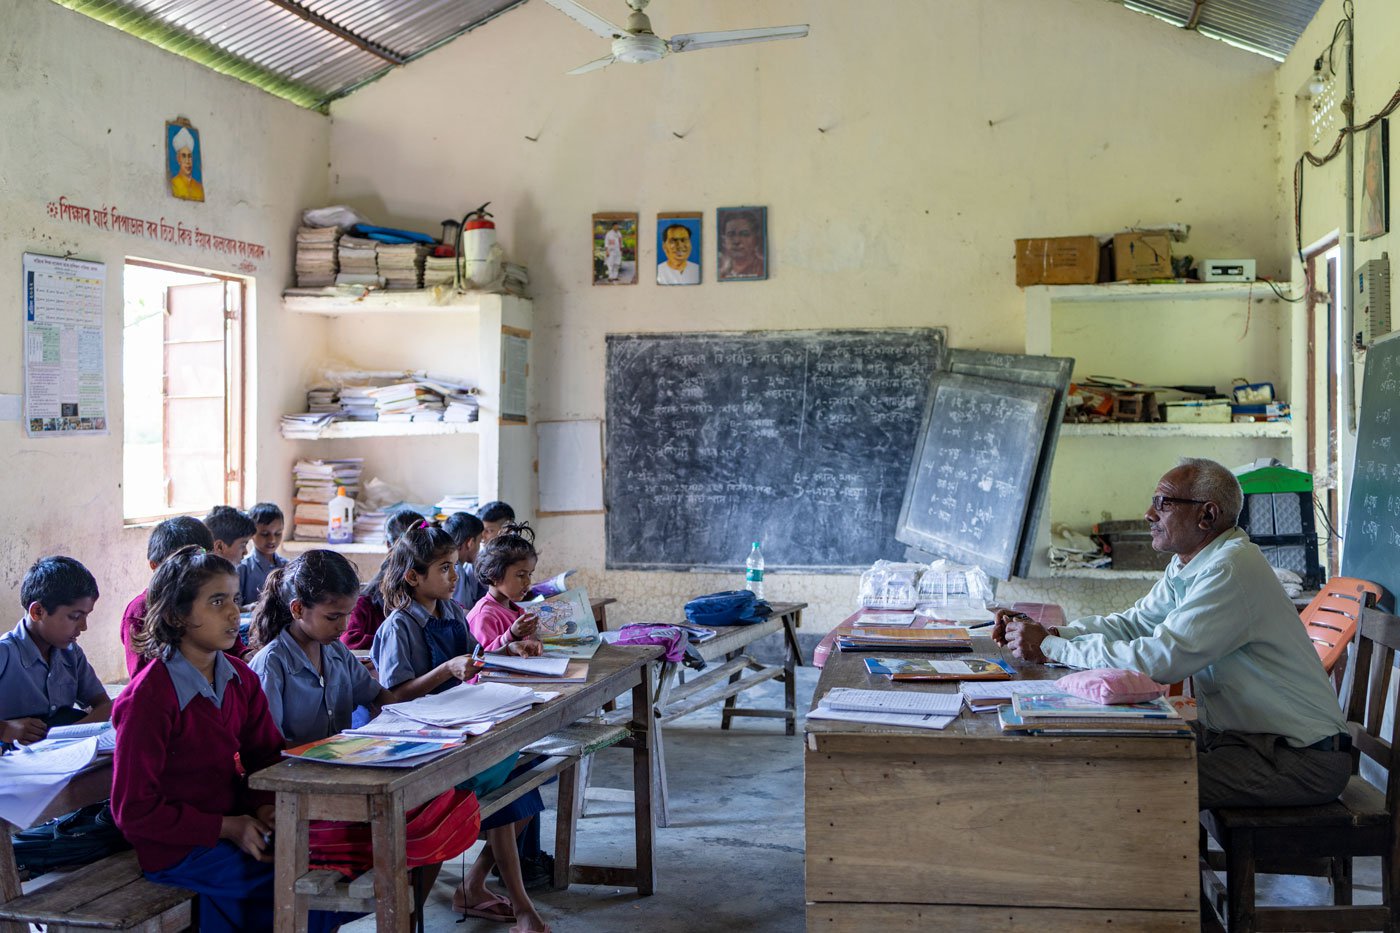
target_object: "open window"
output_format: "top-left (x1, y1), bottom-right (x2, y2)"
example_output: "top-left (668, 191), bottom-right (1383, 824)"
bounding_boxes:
top-left (123, 260), bottom-right (245, 523)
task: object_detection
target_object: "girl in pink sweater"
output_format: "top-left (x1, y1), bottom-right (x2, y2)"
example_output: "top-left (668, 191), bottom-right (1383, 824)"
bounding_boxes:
top-left (466, 523), bottom-right (543, 652)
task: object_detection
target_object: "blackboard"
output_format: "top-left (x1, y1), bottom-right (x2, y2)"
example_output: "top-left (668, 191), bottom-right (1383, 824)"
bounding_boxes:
top-left (1342, 329), bottom-right (1400, 603)
top-left (605, 329), bottom-right (948, 571)
top-left (947, 350), bottom-right (1074, 577)
top-left (896, 372), bottom-right (1055, 580)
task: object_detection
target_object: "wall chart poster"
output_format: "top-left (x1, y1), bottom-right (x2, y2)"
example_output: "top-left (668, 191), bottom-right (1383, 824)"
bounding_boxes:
top-left (22, 253), bottom-right (108, 437)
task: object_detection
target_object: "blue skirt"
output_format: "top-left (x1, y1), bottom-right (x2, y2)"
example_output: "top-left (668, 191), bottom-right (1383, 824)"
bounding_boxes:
top-left (456, 754), bottom-right (546, 830)
top-left (146, 841), bottom-right (361, 933)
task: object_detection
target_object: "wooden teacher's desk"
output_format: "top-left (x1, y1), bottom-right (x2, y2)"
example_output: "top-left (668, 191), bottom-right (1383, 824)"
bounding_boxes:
top-left (805, 638), bottom-right (1199, 931)
top-left (251, 645), bottom-right (662, 933)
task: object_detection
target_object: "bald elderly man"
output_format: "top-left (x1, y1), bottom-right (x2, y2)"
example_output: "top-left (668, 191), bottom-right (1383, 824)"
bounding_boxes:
top-left (996, 458), bottom-right (1351, 809)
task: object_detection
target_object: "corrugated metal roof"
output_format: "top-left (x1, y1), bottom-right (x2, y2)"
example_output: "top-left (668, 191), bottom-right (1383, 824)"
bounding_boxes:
top-left (1121, 0), bottom-right (1325, 61)
top-left (49, 0), bottom-right (527, 111)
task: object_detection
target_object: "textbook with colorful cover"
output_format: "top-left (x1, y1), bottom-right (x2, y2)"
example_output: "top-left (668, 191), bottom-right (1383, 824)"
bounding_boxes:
top-left (1012, 693), bottom-right (1179, 719)
top-left (522, 588), bottom-right (601, 659)
top-left (283, 734), bottom-right (463, 768)
top-left (864, 656), bottom-right (1013, 682)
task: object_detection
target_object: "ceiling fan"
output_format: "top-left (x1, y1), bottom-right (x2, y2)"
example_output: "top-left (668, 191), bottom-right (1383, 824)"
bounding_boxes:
top-left (541, 0), bottom-right (809, 75)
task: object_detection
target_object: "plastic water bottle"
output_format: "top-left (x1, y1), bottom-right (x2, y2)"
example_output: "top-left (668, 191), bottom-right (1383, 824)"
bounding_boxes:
top-left (745, 542), bottom-right (765, 599)
top-left (328, 486), bottom-right (355, 545)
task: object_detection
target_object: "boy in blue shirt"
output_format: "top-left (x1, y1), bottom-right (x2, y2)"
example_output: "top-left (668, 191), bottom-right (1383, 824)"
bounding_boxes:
top-left (0, 556), bottom-right (110, 745)
top-left (237, 502), bottom-right (288, 607)
top-left (204, 505), bottom-right (255, 565)
top-left (477, 500), bottom-right (516, 545)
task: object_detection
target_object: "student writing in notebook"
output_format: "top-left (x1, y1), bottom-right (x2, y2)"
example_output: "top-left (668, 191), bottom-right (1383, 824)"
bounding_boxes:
top-left (2, 556), bottom-right (111, 743)
top-left (247, 549), bottom-right (481, 921)
top-left (369, 523), bottom-right (549, 931)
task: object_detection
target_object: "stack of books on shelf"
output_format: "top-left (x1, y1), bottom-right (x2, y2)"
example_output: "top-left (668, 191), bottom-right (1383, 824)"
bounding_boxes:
top-left (366, 382), bottom-right (444, 422)
top-left (377, 243), bottom-right (428, 289)
top-left (280, 412), bottom-right (335, 439)
top-left (337, 385), bottom-right (379, 421)
top-left (838, 626), bottom-right (973, 653)
top-left (354, 508), bottom-right (388, 546)
top-left (336, 235), bottom-right (382, 287)
top-left (503, 262), bottom-right (529, 297)
top-left (294, 226), bottom-right (339, 287)
top-left (435, 493), bottom-right (479, 514)
top-left (998, 692), bottom-right (1190, 737)
top-left (421, 375), bottom-right (479, 423)
top-left (423, 254), bottom-right (456, 288)
top-left (306, 387), bottom-right (339, 415)
top-left (291, 459), bottom-right (363, 541)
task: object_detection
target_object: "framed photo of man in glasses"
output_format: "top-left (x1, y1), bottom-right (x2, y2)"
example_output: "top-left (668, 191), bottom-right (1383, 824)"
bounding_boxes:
top-left (656, 212), bottom-right (701, 286)
top-left (717, 206), bottom-right (768, 282)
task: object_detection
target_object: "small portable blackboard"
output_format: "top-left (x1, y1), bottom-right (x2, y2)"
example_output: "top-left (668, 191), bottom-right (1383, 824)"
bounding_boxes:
top-left (947, 350), bottom-right (1073, 578)
top-left (1342, 329), bottom-right (1400, 604)
top-left (605, 328), bottom-right (947, 571)
top-left (896, 372), bottom-right (1056, 580)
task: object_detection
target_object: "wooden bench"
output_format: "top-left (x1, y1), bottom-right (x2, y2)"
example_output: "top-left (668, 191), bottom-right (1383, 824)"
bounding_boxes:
top-left (0, 761), bottom-right (194, 933)
top-left (289, 719), bottom-right (639, 916)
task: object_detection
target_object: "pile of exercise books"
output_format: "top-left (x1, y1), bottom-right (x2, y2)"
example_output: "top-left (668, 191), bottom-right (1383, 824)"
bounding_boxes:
top-left (366, 382), bottom-right (445, 422)
top-left (960, 679), bottom-right (1061, 713)
top-left (290, 458), bottom-right (363, 541)
top-left (998, 692), bottom-right (1190, 737)
top-left (294, 226), bottom-right (339, 287)
top-left (336, 385), bottom-right (379, 421)
top-left (280, 411), bottom-right (335, 439)
top-left (353, 508), bottom-right (388, 545)
top-left (353, 682), bottom-right (554, 740)
top-left (806, 687), bottom-right (961, 731)
top-left (434, 493), bottom-right (479, 514)
top-left (864, 656), bottom-right (1013, 682)
top-left (306, 386), bottom-right (339, 415)
top-left (377, 243), bottom-right (428, 289)
top-left (478, 654), bottom-right (588, 685)
top-left (336, 235), bottom-right (381, 286)
top-left (423, 254), bottom-right (456, 288)
top-left (837, 626), bottom-right (973, 653)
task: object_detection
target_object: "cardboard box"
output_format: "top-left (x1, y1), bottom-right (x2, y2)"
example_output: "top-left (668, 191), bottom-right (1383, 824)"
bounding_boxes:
top-left (1162, 399), bottom-right (1231, 423)
top-left (1113, 231), bottom-right (1173, 281)
top-left (1015, 236), bottom-right (1100, 286)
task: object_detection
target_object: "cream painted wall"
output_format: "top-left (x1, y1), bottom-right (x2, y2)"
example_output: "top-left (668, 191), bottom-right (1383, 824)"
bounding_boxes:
top-left (1275, 0), bottom-right (1400, 567)
top-left (327, 0), bottom-right (1288, 631)
top-left (0, 0), bottom-right (329, 679)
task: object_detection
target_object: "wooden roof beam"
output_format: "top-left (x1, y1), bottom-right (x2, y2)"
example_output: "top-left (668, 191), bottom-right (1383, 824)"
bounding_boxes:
top-left (261, 0), bottom-right (406, 65)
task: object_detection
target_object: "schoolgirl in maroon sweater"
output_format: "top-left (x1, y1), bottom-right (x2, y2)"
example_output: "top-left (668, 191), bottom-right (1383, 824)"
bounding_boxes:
top-left (111, 545), bottom-right (355, 933)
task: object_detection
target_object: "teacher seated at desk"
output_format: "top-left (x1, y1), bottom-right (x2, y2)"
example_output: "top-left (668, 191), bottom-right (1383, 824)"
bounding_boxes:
top-left (995, 457), bottom-right (1351, 810)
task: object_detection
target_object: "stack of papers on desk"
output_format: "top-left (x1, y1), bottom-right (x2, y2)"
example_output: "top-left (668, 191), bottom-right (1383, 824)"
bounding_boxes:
top-left (26, 721), bottom-right (116, 755)
top-left (376, 682), bottom-right (555, 731)
top-left (838, 627), bottom-right (973, 653)
top-left (0, 737), bottom-right (100, 826)
top-left (480, 659), bottom-right (589, 685)
top-left (808, 688), bottom-right (960, 731)
top-left (999, 692), bottom-right (1190, 737)
top-left (865, 657), bottom-right (1013, 682)
top-left (961, 680), bottom-right (1060, 713)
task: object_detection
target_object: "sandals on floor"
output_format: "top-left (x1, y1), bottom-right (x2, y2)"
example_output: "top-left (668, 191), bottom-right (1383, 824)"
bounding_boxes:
top-left (456, 892), bottom-right (515, 922)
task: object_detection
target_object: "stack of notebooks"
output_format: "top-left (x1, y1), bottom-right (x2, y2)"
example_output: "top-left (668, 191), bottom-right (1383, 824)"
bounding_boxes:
top-left (280, 412), bottom-right (335, 439)
top-left (306, 386), bottom-right (339, 415)
top-left (336, 385), bottom-right (379, 421)
top-left (435, 493), bottom-right (479, 514)
top-left (998, 692), bottom-right (1190, 738)
top-left (336, 235), bottom-right (382, 286)
top-left (290, 458), bottom-right (362, 541)
top-left (478, 654), bottom-right (588, 685)
top-left (378, 243), bottom-right (428, 289)
top-left (294, 226), bottom-right (339, 287)
top-left (353, 508), bottom-right (388, 546)
top-left (423, 254), bottom-right (456, 288)
top-left (838, 626), bottom-right (973, 653)
top-left (960, 679), bottom-right (1060, 713)
top-left (367, 382), bottom-right (445, 422)
top-left (420, 375), bottom-right (479, 423)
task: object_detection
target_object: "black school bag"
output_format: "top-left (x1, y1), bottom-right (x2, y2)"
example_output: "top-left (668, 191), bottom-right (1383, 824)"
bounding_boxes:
top-left (12, 802), bottom-right (130, 879)
top-left (684, 590), bottom-right (772, 627)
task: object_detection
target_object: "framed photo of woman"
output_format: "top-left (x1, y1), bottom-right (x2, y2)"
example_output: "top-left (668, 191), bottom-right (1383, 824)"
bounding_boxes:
top-left (717, 206), bottom-right (768, 281)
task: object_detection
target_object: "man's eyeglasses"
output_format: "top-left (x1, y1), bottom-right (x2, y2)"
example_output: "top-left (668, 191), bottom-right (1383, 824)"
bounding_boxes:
top-left (1150, 495), bottom-right (1209, 512)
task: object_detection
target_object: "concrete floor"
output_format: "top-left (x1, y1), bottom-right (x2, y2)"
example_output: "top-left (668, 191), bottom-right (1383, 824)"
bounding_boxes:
top-left (341, 641), bottom-right (1385, 933)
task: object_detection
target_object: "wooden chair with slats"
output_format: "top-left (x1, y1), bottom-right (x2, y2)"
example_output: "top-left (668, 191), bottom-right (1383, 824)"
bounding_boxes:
top-left (1199, 602), bottom-right (1400, 932)
top-left (1301, 577), bottom-right (1384, 688)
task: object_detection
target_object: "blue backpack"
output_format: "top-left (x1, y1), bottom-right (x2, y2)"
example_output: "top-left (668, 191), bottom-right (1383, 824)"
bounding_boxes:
top-left (684, 590), bottom-right (772, 627)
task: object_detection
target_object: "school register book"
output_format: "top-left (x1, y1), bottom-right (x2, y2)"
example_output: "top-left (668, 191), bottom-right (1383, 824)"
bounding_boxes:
top-left (998, 706), bottom-right (1193, 737)
top-left (838, 627), bottom-right (973, 653)
top-left (864, 657), bottom-right (1013, 682)
top-left (1012, 693), bottom-right (1180, 719)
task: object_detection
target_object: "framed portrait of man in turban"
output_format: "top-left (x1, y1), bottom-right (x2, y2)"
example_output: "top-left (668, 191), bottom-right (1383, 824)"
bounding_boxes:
top-left (166, 119), bottom-right (205, 203)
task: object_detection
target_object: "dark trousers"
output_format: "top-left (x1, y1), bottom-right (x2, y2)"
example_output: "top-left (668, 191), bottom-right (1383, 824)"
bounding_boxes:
top-left (1193, 722), bottom-right (1352, 809)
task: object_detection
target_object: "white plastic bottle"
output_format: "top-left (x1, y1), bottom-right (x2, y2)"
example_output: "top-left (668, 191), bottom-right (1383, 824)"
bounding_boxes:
top-left (745, 541), bottom-right (765, 599)
top-left (328, 486), bottom-right (355, 545)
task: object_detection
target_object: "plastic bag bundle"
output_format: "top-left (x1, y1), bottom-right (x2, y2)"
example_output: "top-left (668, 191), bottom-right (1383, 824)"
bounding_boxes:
top-left (857, 561), bottom-right (924, 610)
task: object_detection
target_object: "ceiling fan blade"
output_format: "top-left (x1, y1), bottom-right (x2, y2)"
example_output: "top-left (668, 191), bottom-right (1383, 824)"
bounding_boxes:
top-left (542, 0), bottom-right (626, 39)
top-left (667, 24), bottom-right (809, 54)
top-left (566, 54), bottom-right (618, 75)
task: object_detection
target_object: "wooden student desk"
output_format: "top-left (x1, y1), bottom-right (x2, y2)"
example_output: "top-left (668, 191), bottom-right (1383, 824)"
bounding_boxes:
top-left (805, 639), bottom-right (1199, 931)
top-left (250, 645), bottom-right (662, 933)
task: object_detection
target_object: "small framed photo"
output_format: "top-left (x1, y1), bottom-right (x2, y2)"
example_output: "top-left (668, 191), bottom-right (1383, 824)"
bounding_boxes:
top-left (166, 118), bottom-right (205, 202)
top-left (593, 212), bottom-right (638, 285)
top-left (657, 212), bottom-right (701, 285)
top-left (717, 206), bottom-right (768, 281)
top-left (1362, 119), bottom-right (1389, 241)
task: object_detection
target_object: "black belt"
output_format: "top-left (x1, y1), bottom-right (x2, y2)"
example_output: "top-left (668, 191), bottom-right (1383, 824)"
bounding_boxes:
top-left (1308, 733), bottom-right (1352, 752)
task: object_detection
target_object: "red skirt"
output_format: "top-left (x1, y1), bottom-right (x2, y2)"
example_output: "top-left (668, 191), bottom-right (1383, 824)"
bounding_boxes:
top-left (308, 788), bottom-right (481, 875)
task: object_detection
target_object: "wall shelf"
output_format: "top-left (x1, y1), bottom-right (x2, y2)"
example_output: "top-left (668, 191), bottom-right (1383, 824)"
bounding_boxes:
top-left (1025, 282), bottom-right (1287, 304)
top-left (286, 420), bottom-right (481, 440)
top-left (1059, 422), bottom-right (1293, 439)
top-left (283, 287), bottom-right (508, 315)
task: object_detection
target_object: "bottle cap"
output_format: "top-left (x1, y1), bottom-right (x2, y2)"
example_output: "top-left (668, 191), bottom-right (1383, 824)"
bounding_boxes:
top-left (337, 486), bottom-right (346, 496)
top-left (752, 541), bottom-right (760, 547)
